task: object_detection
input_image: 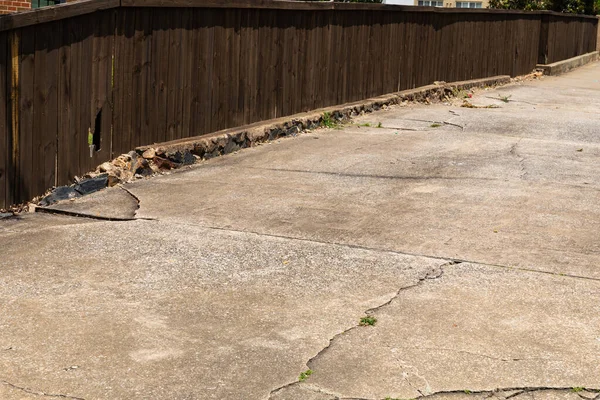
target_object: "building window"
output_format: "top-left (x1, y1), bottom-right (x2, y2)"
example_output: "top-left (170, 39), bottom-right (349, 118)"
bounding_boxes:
top-left (455, 1), bottom-right (483, 7)
top-left (31, 0), bottom-right (63, 8)
top-left (418, 0), bottom-right (444, 6)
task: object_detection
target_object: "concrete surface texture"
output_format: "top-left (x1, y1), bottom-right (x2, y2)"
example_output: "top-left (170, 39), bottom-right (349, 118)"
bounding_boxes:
top-left (1, 62), bottom-right (600, 400)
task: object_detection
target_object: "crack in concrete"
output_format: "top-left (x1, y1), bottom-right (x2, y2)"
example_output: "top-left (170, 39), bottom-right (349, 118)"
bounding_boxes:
top-left (118, 185), bottom-right (141, 217)
top-left (267, 262), bottom-right (458, 400)
top-left (189, 222), bottom-right (600, 284)
top-left (270, 382), bottom-right (600, 400)
top-left (388, 345), bottom-right (554, 363)
top-left (35, 207), bottom-right (138, 221)
top-left (244, 166), bottom-right (497, 183)
top-left (378, 118), bottom-right (465, 131)
top-left (1, 379), bottom-right (85, 399)
top-left (412, 387), bottom-right (600, 400)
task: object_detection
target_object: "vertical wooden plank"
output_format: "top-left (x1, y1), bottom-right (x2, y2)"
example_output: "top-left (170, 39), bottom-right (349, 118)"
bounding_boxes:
top-left (151, 8), bottom-right (169, 144)
top-left (279, 10), bottom-right (294, 118)
top-left (90, 10), bottom-right (114, 163)
top-left (77, 15), bottom-right (94, 175)
top-left (180, 8), bottom-right (193, 137)
top-left (31, 21), bottom-right (59, 197)
top-left (165, 8), bottom-right (182, 141)
top-left (65, 15), bottom-right (82, 185)
top-left (292, 10), bottom-right (307, 113)
top-left (332, 10), bottom-right (345, 104)
top-left (312, 11), bottom-right (325, 110)
top-left (189, 7), bottom-right (209, 134)
top-left (538, 14), bottom-right (550, 64)
top-left (264, 9), bottom-right (279, 119)
top-left (121, 9), bottom-right (137, 151)
top-left (0, 31), bottom-right (7, 208)
top-left (14, 28), bottom-right (33, 204)
top-left (240, 8), bottom-right (259, 125)
top-left (130, 8), bottom-right (152, 150)
top-left (225, 8), bottom-right (242, 126)
top-left (398, 10), bottom-right (410, 90)
top-left (57, 17), bottom-right (72, 186)
top-left (301, 11), bottom-right (315, 111)
top-left (209, 8), bottom-right (225, 132)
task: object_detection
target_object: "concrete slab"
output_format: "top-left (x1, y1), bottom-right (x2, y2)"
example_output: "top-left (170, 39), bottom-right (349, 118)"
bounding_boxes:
top-left (37, 186), bottom-right (139, 220)
top-left (299, 263), bottom-right (600, 399)
top-left (0, 218), bottom-right (440, 399)
top-left (127, 111), bottom-right (600, 279)
top-left (2, 63), bottom-right (600, 399)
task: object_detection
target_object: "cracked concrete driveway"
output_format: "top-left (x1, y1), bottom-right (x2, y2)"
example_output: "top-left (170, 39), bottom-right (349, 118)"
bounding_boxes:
top-left (2, 62), bottom-right (600, 400)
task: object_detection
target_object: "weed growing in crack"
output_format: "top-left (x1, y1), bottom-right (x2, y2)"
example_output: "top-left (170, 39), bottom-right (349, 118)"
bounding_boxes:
top-left (321, 112), bottom-right (336, 129)
top-left (377, 122), bottom-right (383, 128)
top-left (298, 369), bottom-right (313, 382)
top-left (498, 94), bottom-right (512, 103)
top-left (357, 122), bottom-right (372, 127)
top-left (430, 123), bottom-right (442, 128)
top-left (359, 316), bottom-right (377, 326)
top-left (572, 387), bottom-right (585, 393)
top-left (464, 390), bottom-right (472, 394)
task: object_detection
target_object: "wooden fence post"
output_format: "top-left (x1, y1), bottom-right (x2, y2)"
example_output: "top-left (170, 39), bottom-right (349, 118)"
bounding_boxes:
top-left (538, 13), bottom-right (550, 65)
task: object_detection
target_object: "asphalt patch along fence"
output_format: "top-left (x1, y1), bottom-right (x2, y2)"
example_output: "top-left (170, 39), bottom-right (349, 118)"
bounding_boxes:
top-left (0, 0), bottom-right (598, 209)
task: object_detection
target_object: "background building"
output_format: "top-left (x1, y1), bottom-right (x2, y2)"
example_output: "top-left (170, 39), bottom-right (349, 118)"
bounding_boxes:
top-left (384, 0), bottom-right (490, 7)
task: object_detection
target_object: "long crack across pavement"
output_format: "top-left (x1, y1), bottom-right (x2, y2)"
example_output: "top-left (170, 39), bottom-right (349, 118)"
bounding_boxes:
top-left (272, 383), bottom-right (600, 400)
top-left (267, 261), bottom-right (460, 400)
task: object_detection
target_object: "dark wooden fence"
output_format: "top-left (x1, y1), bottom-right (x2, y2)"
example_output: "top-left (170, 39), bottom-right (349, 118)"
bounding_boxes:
top-left (0, 0), bottom-right (598, 208)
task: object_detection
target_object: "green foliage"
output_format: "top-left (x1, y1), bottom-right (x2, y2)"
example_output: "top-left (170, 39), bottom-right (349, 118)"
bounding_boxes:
top-left (488, 0), bottom-right (545, 10)
top-left (299, 369), bottom-right (313, 381)
top-left (571, 387), bottom-right (585, 393)
top-left (321, 112), bottom-right (336, 128)
top-left (489, 0), bottom-right (597, 14)
top-left (359, 316), bottom-right (377, 326)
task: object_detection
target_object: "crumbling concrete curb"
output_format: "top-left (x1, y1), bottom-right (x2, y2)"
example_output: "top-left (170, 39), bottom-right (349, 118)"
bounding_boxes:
top-left (27, 75), bottom-right (509, 211)
top-left (536, 51), bottom-right (599, 76)
top-left (135, 75), bottom-right (511, 168)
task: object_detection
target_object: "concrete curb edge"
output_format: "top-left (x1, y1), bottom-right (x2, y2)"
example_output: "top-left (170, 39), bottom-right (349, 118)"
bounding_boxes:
top-left (135, 75), bottom-right (511, 163)
top-left (536, 51), bottom-right (599, 76)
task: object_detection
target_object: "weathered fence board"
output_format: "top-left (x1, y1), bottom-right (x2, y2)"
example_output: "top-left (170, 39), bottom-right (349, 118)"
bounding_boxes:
top-left (0, 1), bottom-right (598, 208)
top-left (0, 31), bottom-right (7, 208)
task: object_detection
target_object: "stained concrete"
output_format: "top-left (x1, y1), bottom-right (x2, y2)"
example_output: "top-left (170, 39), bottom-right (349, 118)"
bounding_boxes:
top-left (2, 62), bottom-right (600, 400)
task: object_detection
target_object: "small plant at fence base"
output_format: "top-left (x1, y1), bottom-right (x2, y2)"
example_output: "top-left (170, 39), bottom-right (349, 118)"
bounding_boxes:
top-left (299, 369), bottom-right (313, 381)
top-left (321, 112), bottom-right (337, 128)
top-left (359, 316), bottom-right (377, 326)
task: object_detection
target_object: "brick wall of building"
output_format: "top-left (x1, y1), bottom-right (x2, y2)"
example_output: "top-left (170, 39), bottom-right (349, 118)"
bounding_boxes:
top-left (0, 0), bottom-right (31, 14)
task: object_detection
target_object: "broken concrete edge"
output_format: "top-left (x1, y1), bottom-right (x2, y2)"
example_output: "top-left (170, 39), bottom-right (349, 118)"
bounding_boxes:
top-left (278, 384), bottom-right (600, 400)
top-left (536, 51), bottom-right (599, 76)
top-left (133, 74), bottom-right (511, 169)
top-left (9, 75), bottom-right (510, 213)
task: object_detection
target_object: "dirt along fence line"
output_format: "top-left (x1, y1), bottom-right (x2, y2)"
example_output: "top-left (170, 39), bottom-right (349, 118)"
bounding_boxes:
top-left (0, 0), bottom-right (598, 209)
